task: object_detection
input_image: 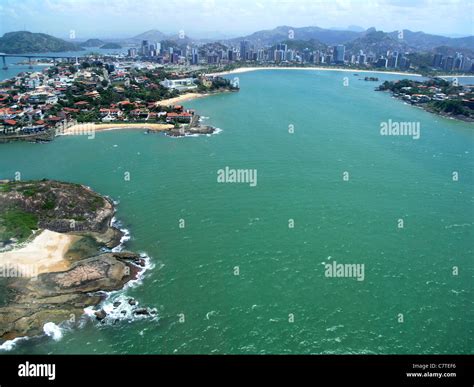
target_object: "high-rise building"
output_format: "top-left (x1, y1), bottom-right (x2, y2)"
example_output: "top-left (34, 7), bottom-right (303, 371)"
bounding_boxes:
top-left (276, 43), bottom-right (288, 52)
top-left (433, 54), bottom-right (443, 68)
top-left (398, 56), bottom-right (410, 70)
top-left (454, 54), bottom-right (463, 70)
top-left (240, 40), bottom-right (250, 61)
top-left (207, 54), bottom-right (219, 64)
top-left (274, 50), bottom-right (285, 63)
top-left (444, 56), bottom-right (454, 71)
top-left (333, 45), bottom-right (345, 64)
top-left (141, 40), bottom-right (149, 56)
top-left (375, 57), bottom-right (388, 68)
top-left (191, 48), bottom-right (199, 65)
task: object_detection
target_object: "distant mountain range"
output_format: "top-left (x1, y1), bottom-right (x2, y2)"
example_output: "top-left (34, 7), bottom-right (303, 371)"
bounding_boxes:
top-left (231, 26), bottom-right (474, 53)
top-left (229, 25), bottom-right (361, 46)
top-left (1, 26), bottom-right (472, 55)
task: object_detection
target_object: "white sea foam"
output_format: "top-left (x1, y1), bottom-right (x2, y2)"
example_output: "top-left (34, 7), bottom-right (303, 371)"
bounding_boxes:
top-left (0, 337), bottom-right (28, 351)
top-left (326, 324), bottom-right (344, 332)
top-left (43, 322), bottom-right (63, 341)
top-left (85, 251), bottom-right (159, 325)
top-left (208, 128), bottom-right (223, 136)
top-left (111, 218), bottom-right (131, 252)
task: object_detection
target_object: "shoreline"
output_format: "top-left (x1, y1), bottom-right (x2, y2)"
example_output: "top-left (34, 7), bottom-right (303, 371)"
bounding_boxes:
top-left (155, 93), bottom-right (209, 106)
top-left (207, 66), bottom-right (424, 77)
top-left (62, 122), bottom-right (174, 134)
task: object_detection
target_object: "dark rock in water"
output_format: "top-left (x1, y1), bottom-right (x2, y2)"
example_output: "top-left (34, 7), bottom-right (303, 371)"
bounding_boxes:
top-left (189, 125), bottom-right (215, 135)
top-left (113, 301), bottom-right (121, 308)
top-left (165, 125), bottom-right (215, 137)
top-left (95, 309), bottom-right (107, 321)
top-left (121, 310), bottom-right (127, 315)
top-left (133, 308), bottom-right (150, 316)
top-left (128, 298), bottom-right (137, 306)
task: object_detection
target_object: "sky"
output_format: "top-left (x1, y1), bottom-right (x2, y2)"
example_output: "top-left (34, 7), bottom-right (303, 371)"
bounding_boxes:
top-left (0, 0), bottom-right (472, 40)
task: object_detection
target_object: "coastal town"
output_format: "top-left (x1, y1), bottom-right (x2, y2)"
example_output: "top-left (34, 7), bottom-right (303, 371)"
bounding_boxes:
top-left (1, 26), bottom-right (474, 142)
top-left (0, 55), bottom-right (239, 142)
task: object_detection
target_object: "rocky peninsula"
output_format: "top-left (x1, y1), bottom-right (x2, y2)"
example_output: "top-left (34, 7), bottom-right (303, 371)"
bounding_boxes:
top-left (0, 180), bottom-right (146, 342)
top-left (376, 78), bottom-right (474, 123)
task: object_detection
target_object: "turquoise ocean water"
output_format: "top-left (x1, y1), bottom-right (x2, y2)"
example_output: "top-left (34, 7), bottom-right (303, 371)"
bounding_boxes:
top-left (0, 69), bottom-right (472, 354)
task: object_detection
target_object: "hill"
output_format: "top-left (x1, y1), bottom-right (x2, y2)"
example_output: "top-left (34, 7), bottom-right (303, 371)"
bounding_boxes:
top-left (81, 38), bottom-right (105, 47)
top-left (0, 31), bottom-right (82, 54)
top-left (129, 29), bottom-right (168, 42)
top-left (387, 30), bottom-right (474, 51)
top-left (101, 42), bottom-right (122, 49)
top-left (345, 28), bottom-right (410, 55)
top-left (229, 25), bottom-right (362, 46)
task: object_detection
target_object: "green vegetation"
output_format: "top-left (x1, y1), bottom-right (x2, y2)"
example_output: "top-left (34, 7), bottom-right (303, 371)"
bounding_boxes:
top-left (81, 39), bottom-right (105, 47)
top-left (0, 31), bottom-right (82, 54)
top-left (89, 195), bottom-right (105, 212)
top-left (101, 43), bottom-right (122, 49)
top-left (0, 183), bottom-right (12, 193)
top-left (0, 209), bottom-right (38, 242)
top-left (42, 198), bottom-right (56, 210)
top-left (17, 185), bottom-right (42, 197)
top-left (432, 100), bottom-right (470, 116)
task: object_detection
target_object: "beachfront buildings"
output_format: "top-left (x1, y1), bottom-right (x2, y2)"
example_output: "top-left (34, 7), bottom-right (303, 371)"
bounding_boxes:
top-left (119, 32), bottom-right (474, 75)
top-left (160, 78), bottom-right (197, 91)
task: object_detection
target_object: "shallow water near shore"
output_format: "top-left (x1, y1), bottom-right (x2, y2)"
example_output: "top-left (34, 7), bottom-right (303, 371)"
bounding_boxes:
top-left (0, 69), bottom-right (472, 354)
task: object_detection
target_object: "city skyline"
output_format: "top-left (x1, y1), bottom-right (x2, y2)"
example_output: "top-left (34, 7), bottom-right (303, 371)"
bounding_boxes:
top-left (0, 0), bottom-right (472, 39)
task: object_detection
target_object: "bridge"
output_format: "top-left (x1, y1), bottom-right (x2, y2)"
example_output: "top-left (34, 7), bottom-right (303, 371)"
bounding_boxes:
top-left (0, 53), bottom-right (79, 70)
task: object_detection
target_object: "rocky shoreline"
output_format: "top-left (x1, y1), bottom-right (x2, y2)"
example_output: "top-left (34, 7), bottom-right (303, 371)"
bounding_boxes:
top-left (0, 180), bottom-right (150, 343)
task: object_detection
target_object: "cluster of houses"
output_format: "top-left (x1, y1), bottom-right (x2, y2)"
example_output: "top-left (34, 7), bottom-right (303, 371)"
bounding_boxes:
top-left (0, 66), bottom-right (92, 136)
top-left (0, 59), bottom-right (206, 138)
top-left (391, 82), bottom-right (474, 108)
top-left (99, 104), bottom-right (194, 123)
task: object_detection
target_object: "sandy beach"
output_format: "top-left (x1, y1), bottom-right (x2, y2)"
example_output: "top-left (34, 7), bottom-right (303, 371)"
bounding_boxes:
top-left (207, 66), bottom-right (423, 77)
top-left (61, 122), bottom-right (174, 135)
top-left (155, 93), bottom-right (208, 106)
top-left (0, 230), bottom-right (80, 275)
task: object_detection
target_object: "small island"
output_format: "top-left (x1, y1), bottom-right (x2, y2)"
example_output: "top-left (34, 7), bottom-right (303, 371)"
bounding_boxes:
top-left (100, 43), bottom-right (122, 49)
top-left (0, 179), bottom-right (150, 342)
top-left (377, 78), bottom-right (474, 122)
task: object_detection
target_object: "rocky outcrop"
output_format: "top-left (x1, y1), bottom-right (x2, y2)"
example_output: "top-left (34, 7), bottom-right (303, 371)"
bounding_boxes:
top-left (0, 180), bottom-right (146, 343)
top-left (165, 125), bottom-right (215, 137)
top-left (0, 180), bottom-right (115, 237)
top-left (0, 251), bottom-right (143, 342)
